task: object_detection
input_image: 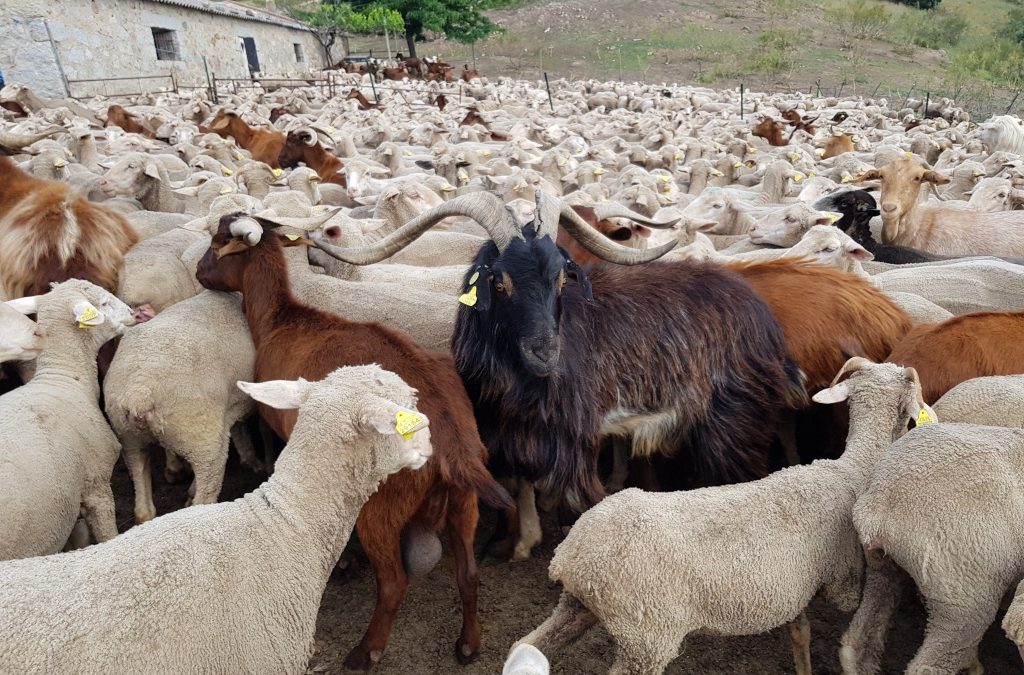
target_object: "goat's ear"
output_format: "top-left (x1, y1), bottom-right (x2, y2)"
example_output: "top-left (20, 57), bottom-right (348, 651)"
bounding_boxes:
top-left (812, 381), bottom-right (850, 405)
top-left (215, 238), bottom-right (252, 258)
top-left (565, 259), bottom-right (593, 300)
top-left (922, 170), bottom-right (951, 185)
top-left (857, 169), bottom-right (881, 182)
top-left (236, 378), bottom-right (311, 410)
top-left (5, 296), bottom-right (41, 315)
top-left (362, 400), bottom-right (429, 437)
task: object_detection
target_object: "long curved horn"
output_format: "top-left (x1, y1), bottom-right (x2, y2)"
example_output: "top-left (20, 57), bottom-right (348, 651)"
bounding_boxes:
top-left (312, 192), bottom-right (521, 265)
top-left (590, 203), bottom-right (682, 229)
top-left (558, 202), bottom-right (678, 264)
top-left (0, 126), bottom-right (66, 150)
top-left (230, 217), bottom-right (263, 246)
top-left (829, 356), bottom-right (874, 386)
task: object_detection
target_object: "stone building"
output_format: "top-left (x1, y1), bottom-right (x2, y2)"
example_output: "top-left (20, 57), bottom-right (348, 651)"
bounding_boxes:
top-left (1, 0), bottom-right (334, 98)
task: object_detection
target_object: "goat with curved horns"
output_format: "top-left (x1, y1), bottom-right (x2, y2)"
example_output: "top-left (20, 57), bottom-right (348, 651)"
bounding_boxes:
top-left (313, 192), bottom-right (808, 560)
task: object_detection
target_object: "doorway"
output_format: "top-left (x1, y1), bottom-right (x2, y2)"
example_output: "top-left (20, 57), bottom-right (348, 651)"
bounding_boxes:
top-left (241, 37), bottom-right (260, 76)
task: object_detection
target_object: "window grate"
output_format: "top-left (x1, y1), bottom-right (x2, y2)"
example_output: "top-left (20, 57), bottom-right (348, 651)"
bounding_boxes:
top-left (293, 43), bottom-right (305, 63)
top-left (152, 28), bottom-right (181, 61)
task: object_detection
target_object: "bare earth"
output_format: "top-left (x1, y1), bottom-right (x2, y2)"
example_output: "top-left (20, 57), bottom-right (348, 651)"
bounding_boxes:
top-left (110, 451), bottom-right (1021, 674)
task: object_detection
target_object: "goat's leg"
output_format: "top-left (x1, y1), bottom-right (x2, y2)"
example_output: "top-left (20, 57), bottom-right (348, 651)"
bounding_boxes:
top-left (121, 434), bottom-right (156, 523)
top-left (345, 515), bottom-right (409, 671)
top-left (447, 488), bottom-right (482, 664)
top-left (786, 612), bottom-right (812, 675)
top-left (840, 548), bottom-right (907, 675)
top-left (906, 588), bottom-right (1003, 675)
top-left (514, 592), bottom-right (598, 658)
top-left (606, 436), bottom-right (630, 492)
top-left (513, 478), bottom-right (542, 561)
top-left (485, 478), bottom-right (519, 560)
top-left (229, 420), bottom-right (263, 473)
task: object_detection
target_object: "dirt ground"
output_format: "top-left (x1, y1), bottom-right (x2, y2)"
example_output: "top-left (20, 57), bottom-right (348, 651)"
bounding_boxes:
top-left (111, 453), bottom-right (1022, 675)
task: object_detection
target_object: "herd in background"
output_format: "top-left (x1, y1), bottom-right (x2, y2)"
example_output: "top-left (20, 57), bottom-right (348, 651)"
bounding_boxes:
top-left (1, 68), bottom-right (1024, 675)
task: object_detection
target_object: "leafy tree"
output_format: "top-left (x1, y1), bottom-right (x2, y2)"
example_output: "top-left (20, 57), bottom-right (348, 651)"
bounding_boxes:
top-left (885, 0), bottom-right (941, 8)
top-left (376, 0), bottom-right (502, 57)
top-left (1003, 7), bottom-right (1024, 44)
top-left (304, 2), bottom-right (404, 61)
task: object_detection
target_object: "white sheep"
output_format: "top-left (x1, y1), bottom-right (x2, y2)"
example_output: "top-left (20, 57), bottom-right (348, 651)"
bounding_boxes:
top-left (0, 300), bottom-right (44, 364)
top-left (0, 364), bottom-right (432, 674)
top-left (1003, 580), bottom-right (1024, 664)
top-left (0, 280), bottom-right (137, 560)
top-left (513, 359), bottom-right (931, 675)
top-left (840, 422), bottom-right (1024, 674)
top-left (932, 375), bottom-right (1024, 427)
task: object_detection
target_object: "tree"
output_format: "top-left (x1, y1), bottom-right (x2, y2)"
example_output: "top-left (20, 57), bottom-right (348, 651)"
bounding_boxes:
top-left (304, 2), bottom-right (404, 62)
top-left (885, 0), bottom-right (941, 8)
top-left (376, 0), bottom-right (502, 58)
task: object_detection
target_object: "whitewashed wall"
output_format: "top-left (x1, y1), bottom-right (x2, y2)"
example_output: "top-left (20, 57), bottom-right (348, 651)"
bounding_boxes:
top-left (1, 0), bottom-right (332, 98)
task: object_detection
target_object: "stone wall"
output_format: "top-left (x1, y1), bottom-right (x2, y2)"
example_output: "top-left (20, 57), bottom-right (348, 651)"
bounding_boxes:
top-left (1, 0), bottom-right (333, 98)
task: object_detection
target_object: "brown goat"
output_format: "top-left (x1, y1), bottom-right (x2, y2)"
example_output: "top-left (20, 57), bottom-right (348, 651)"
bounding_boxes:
top-left (459, 108), bottom-right (508, 142)
top-left (277, 130), bottom-right (346, 186)
top-left (752, 116), bottom-right (788, 147)
top-left (886, 311), bottom-right (1024, 404)
top-left (105, 104), bottom-right (155, 139)
top-left (822, 132), bottom-right (855, 159)
top-left (556, 206), bottom-right (651, 267)
top-left (728, 259), bottom-right (912, 392)
top-left (0, 157), bottom-right (139, 298)
top-left (381, 64), bottom-right (408, 81)
top-left (781, 109), bottom-right (818, 138)
top-left (207, 110), bottom-right (285, 168)
top-left (195, 217), bottom-right (514, 671)
top-left (345, 88), bottom-right (381, 111)
top-left (434, 93), bottom-right (448, 111)
top-left (461, 64), bottom-right (480, 82)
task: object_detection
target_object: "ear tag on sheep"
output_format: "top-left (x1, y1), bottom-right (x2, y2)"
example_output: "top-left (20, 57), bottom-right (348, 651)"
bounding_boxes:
top-left (825, 212), bottom-right (843, 224)
top-left (219, 186), bottom-right (234, 195)
top-left (234, 151), bottom-right (244, 161)
top-left (284, 234), bottom-right (300, 241)
top-left (793, 172), bottom-right (804, 182)
top-left (394, 410), bottom-right (424, 439)
top-left (272, 168), bottom-right (283, 177)
top-left (904, 152), bottom-right (914, 159)
top-left (916, 408), bottom-right (936, 426)
top-left (222, 168), bottom-right (233, 176)
top-left (808, 171), bottom-right (816, 178)
top-left (458, 283), bottom-right (479, 307)
top-left (75, 304), bottom-right (102, 329)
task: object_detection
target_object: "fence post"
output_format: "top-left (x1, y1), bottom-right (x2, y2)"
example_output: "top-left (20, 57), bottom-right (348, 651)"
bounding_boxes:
top-left (815, 79), bottom-right (821, 97)
top-left (740, 82), bottom-right (744, 120)
top-left (900, 84), bottom-right (915, 112)
top-left (1007, 89), bottom-right (1022, 115)
top-left (369, 70), bottom-right (379, 103)
top-left (544, 72), bottom-right (554, 111)
top-left (837, 79), bottom-right (846, 97)
top-left (871, 82), bottom-right (881, 98)
top-left (924, 91), bottom-right (930, 119)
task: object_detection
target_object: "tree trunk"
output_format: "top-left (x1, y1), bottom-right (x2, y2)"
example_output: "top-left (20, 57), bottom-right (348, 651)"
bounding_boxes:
top-left (405, 26), bottom-right (417, 58)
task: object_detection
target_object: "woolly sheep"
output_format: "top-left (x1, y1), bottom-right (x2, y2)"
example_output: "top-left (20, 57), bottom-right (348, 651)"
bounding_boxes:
top-left (0, 280), bottom-right (137, 560)
top-left (514, 359), bottom-right (931, 675)
top-left (1003, 581), bottom-right (1024, 663)
top-left (874, 258), bottom-right (1024, 315)
top-left (932, 375), bottom-right (1024, 427)
top-left (0, 364), bottom-right (432, 674)
top-left (841, 422), bottom-right (1024, 674)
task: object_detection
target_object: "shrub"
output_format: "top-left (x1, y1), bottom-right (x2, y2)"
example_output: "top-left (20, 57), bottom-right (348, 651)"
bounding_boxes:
top-left (887, 0), bottom-right (941, 8)
top-left (893, 8), bottom-right (967, 49)
top-left (1001, 8), bottom-right (1024, 44)
top-left (950, 38), bottom-right (1024, 88)
top-left (825, 0), bottom-right (891, 44)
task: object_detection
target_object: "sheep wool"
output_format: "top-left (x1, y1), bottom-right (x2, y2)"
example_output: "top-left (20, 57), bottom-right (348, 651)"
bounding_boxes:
top-left (0, 365), bottom-right (432, 674)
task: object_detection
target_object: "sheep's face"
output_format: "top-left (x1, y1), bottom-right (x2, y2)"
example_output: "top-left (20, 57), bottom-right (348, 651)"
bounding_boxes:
top-left (813, 361), bottom-right (933, 439)
top-left (860, 159), bottom-right (950, 227)
top-left (749, 203), bottom-right (838, 247)
top-left (98, 154), bottom-right (160, 197)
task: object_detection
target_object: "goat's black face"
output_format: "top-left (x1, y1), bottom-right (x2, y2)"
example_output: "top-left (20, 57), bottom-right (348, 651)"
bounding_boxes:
top-left (463, 226), bottom-right (591, 378)
top-left (814, 189), bottom-right (879, 230)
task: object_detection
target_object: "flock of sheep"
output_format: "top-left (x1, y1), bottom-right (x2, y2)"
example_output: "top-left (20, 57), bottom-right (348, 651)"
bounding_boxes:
top-left (2, 68), bottom-right (1024, 675)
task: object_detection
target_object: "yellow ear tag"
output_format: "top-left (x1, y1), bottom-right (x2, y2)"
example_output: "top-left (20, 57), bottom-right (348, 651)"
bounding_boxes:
top-left (458, 284), bottom-right (478, 307)
top-left (222, 168), bottom-right (233, 176)
top-left (674, 153), bottom-right (682, 161)
top-left (327, 126), bottom-right (335, 134)
top-left (825, 212), bottom-right (842, 224)
top-left (808, 171), bottom-right (815, 178)
top-left (235, 151), bottom-right (244, 161)
top-left (659, 175), bottom-right (671, 182)
top-left (219, 186), bottom-right (233, 194)
top-left (76, 305), bottom-right (99, 329)
top-left (793, 172), bottom-right (804, 182)
top-left (395, 410), bottom-right (424, 439)
top-left (284, 234), bottom-right (300, 241)
top-left (917, 408), bottom-right (936, 426)
top-left (272, 168), bottom-right (283, 177)
top-left (904, 151), bottom-right (914, 159)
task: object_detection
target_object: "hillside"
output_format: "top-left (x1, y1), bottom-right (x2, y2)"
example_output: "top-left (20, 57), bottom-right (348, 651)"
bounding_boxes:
top-left (349, 0), bottom-right (1024, 118)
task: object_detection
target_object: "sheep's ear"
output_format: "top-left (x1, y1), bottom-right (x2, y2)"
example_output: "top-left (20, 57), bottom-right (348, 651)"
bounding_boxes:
top-left (237, 378), bottom-right (311, 409)
top-left (812, 381), bottom-right (850, 405)
top-left (922, 170), bottom-right (951, 185)
top-left (5, 296), bottom-right (41, 315)
top-left (72, 301), bottom-right (105, 328)
top-left (362, 400), bottom-right (429, 437)
top-left (815, 211), bottom-right (843, 226)
top-left (846, 243), bottom-right (874, 261)
top-left (143, 159), bottom-right (162, 180)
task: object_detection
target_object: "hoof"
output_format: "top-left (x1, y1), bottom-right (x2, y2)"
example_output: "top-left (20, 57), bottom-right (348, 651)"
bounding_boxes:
top-left (455, 638), bottom-right (479, 665)
top-left (485, 536), bottom-right (515, 561)
top-left (342, 646), bottom-right (376, 672)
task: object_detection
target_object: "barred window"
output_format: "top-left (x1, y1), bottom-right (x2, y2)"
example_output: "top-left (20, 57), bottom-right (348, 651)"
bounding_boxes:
top-left (293, 43), bottom-right (305, 63)
top-left (152, 28), bottom-right (181, 61)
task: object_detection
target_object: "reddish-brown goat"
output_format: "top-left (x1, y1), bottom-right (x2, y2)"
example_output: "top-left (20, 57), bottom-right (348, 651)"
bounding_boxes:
top-left (195, 217), bottom-right (514, 671)
top-left (822, 133), bottom-right (855, 159)
top-left (276, 130), bottom-right (346, 186)
top-left (459, 108), bottom-right (508, 142)
top-left (0, 157), bottom-right (139, 298)
top-left (207, 110), bottom-right (285, 168)
top-left (886, 311), bottom-right (1024, 403)
top-left (461, 64), bottom-right (480, 82)
top-left (752, 116), bottom-right (788, 147)
top-left (381, 64), bottom-right (408, 81)
top-left (345, 88), bottom-right (382, 111)
top-left (104, 104), bottom-right (155, 139)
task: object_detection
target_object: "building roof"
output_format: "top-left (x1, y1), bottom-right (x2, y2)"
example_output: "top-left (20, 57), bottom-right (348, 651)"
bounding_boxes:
top-left (145, 0), bottom-right (312, 31)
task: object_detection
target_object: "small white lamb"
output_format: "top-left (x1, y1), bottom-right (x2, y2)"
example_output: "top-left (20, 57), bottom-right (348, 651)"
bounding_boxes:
top-left (513, 359), bottom-right (932, 674)
top-left (0, 280), bottom-right (137, 560)
top-left (0, 364), bottom-right (432, 674)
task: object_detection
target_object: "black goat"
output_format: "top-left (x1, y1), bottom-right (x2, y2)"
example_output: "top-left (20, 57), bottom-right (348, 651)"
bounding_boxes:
top-left (817, 190), bottom-right (1024, 266)
top-left (451, 225), bottom-right (807, 512)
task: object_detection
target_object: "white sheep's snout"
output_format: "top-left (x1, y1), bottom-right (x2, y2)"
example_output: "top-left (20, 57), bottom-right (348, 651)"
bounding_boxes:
top-left (402, 427), bottom-right (433, 470)
top-left (132, 304), bottom-right (156, 323)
